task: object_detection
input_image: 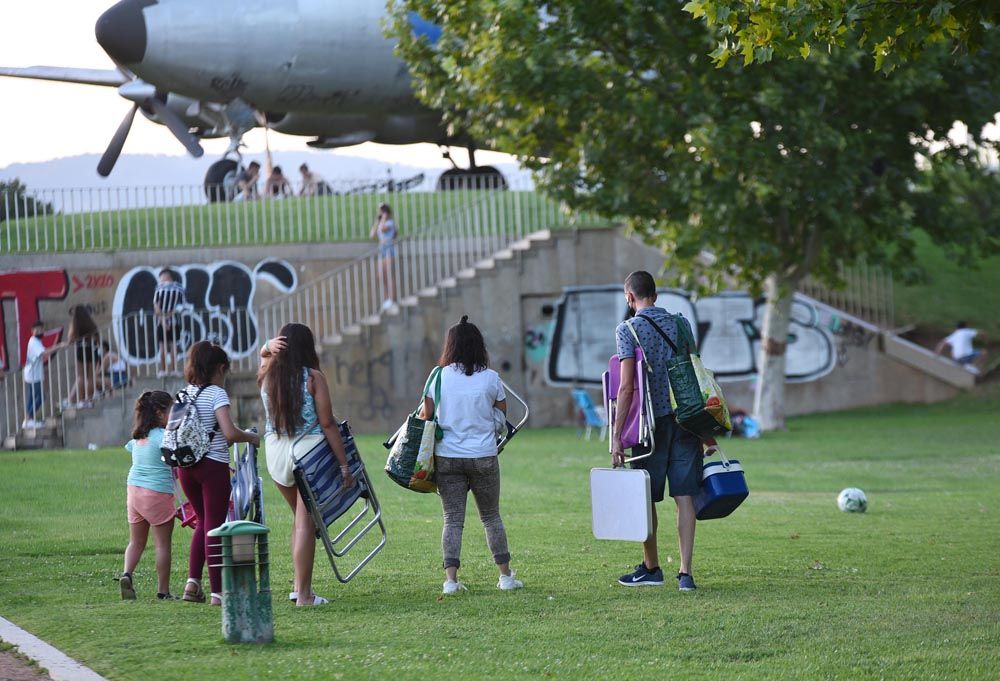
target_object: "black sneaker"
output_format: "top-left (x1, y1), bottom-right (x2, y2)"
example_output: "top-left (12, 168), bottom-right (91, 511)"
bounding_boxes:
top-left (676, 572), bottom-right (697, 591)
top-left (618, 563), bottom-right (664, 586)
top-left (157, 592), bottom-right (178, 600)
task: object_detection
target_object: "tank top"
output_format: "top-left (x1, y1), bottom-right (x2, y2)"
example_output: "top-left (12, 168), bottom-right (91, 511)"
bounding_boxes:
top-left (262, 367), bottom-right (321, 437)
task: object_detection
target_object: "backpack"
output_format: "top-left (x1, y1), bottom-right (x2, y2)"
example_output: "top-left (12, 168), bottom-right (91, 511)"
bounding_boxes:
top-left (161, 385), bottom-right (218, 468)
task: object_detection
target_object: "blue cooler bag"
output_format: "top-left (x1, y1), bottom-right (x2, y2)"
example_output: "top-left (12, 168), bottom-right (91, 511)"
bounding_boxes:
top-left (695, 450), bottom-right (748, 520)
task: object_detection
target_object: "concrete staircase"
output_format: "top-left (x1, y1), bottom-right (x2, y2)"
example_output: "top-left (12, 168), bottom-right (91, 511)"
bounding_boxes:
top-left (3, 417), bottom-right (62, 450)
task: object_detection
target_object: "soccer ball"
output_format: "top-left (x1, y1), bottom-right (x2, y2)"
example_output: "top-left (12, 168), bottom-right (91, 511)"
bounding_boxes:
top-left (837, 488), bottom-right (868, 513)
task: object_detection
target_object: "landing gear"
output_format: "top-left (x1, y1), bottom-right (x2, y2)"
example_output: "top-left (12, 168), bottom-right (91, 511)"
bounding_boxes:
top-left (204, 158), bottom-right (240, 202)
top-left (436, 145), bottom-right (508, 191)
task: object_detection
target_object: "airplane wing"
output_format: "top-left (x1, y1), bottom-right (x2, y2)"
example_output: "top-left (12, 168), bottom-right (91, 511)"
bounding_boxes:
top-left (0, 66), bottom-right (127, 87)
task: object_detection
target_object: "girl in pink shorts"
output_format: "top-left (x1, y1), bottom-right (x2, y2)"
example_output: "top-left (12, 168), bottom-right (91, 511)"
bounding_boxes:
top-left (120, 390), bottom-right (176, 600)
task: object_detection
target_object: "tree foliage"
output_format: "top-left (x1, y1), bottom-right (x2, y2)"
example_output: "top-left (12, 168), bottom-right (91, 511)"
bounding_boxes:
top-left (391, 1), bottom-right (1000, 428)
top-left (684, 0), bottom-right (999, 72)
top-left (0, 179), bottom-right (54, 223)
top-left (393, 1), bottom-right (999, 293)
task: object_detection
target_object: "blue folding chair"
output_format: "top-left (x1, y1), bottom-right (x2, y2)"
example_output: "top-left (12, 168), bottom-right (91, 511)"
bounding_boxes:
top-left (293, 421), bottom-right (386, 583)
top-left (572, 388), bottom-right (607, 441)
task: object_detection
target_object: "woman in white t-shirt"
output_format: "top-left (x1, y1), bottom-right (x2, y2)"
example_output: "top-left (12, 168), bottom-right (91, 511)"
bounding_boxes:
top-left (177, 341), bottom-right (260, 605)
top-left (421, 316), bottom-right (523, 594)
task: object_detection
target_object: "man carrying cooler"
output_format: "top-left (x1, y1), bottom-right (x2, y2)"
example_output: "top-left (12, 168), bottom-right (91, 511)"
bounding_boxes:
top-left (611, 271), bottom-right (703, 590)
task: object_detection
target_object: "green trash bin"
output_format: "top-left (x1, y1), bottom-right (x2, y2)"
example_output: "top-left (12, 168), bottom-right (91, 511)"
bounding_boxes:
top-left (207, 520), bottom-right (274, 644)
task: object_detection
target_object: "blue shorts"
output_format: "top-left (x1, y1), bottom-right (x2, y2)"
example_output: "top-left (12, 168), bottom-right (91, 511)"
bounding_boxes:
top-left (379, 243), bottom-right (397, 258)
top-left (957, 350), bottom-right (982, 365)
top-left (630, 416), bottom-right (703, 502)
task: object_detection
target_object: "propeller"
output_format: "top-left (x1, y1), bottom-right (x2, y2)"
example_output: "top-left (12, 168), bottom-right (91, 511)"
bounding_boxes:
top-left (97, 74), bottom-right (204, 177)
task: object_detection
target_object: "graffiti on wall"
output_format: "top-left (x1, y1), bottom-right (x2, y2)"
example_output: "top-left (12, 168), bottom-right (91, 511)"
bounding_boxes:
top-left (547, 286), bottom-right (837, 385)
top-left (112, 259), bottom-right (297, 365)
top-left (0, 269), bottom-right (68, 370)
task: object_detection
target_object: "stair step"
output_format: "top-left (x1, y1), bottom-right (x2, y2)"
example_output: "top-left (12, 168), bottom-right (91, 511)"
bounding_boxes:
top-left (510, 239), bottom-right (532, 251)
top-left (360, 315), bottom-right (382, 327)
top-left (474, 258), bottom-right (496, 270)
top-left (527, 229), bottom-right (553, 241)
top-left (417, 287), bottom-right (439, 298)
top-left (494, 249), bottom-right (514, 260)
top-left (439, 277), bottom-right (458, 289)
top-left (342, 325), bottom-right (362, 336)
top-left (400, 296), bottom-right (420, 307)
top-left (322, 334), bottom-right (343, 346)
top-left (456, 268), bottom-right (477, 279)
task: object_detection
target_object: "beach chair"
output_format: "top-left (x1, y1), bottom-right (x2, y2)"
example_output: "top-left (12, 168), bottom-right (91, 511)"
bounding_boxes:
top-left (173, 432), bottom-right (264, 530)
top-left (293, 421), bottom-right (386, 583)
top-left (497, 381), bottom-right (530, 453)
top-left (228, 434), bottom-right (264, 525)
top-left (602, 347), bottom-right (655, 458)
top-left (571, 388), bottom-right (607, 441)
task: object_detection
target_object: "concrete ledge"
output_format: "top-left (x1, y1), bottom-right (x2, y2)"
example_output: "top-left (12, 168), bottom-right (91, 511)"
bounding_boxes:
top-left (882, 334), bottom-right (977, 389)
top-left (0, 616), bottom-right (108, 681)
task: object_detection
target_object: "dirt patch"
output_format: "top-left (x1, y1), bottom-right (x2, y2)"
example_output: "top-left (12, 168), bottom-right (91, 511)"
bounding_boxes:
top-left (0, 648), bottom-right (51, 680)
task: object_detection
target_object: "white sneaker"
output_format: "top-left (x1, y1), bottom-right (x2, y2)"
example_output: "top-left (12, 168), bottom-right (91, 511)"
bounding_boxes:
top-left (498, 572), bottom-right (524, 590)
top-left (156, 370), bottom-right (168, 378)
top-left (442, 580), bottom-right (467, 595)
top-left (381, 299), bottom-right (394, 311)
top-left (21, 420), bottom-right (31, 429)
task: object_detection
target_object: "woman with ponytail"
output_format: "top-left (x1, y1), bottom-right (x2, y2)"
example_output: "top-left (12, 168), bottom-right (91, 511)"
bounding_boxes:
top-left (259, 323), bottom-right (354, 606)
top-left (422, 316), bottom-right (523, 594)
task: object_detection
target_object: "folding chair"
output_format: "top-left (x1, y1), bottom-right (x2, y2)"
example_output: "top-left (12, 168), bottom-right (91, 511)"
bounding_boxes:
top-left (497, 381), bottom-right (530, 452)
top-left (228, 435), bottom-right (264, 525)
top-left (571, 388), bottom-right (607, 441)
top-left (293, 420), bottom-right (386, 583)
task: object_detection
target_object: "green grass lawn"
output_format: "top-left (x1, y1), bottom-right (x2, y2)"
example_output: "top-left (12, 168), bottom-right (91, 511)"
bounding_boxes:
top-left (894, 231), bottom-right (1000, 338)
top-left (1, 394), bottom-right (999, 680)
top-left (1, 190), bottom-right (602, 254)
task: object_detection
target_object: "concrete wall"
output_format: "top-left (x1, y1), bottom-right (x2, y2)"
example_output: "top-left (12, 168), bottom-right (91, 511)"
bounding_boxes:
top-left (32, 227), bottom-right (968, 446)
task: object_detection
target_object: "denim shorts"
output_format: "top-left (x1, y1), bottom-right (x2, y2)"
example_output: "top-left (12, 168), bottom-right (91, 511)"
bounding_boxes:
top-left (630, 416), bottom-right (703, 502)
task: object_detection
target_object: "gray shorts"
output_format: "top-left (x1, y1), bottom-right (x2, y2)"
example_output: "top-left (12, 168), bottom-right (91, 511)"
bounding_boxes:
top-left (630, 416), bottom-right (703, 502)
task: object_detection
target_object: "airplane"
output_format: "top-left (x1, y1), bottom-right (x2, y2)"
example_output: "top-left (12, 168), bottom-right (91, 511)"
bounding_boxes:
top-left (0, 0), bottom-right (504, 196)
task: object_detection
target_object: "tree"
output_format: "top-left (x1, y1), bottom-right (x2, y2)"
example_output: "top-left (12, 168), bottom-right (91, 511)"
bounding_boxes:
top-left (0, 179), bottom-right (54, 223)
top-left (392, 1), bottom-right (1000, 430)
top-left (684, 0), bottom-right (999, 72)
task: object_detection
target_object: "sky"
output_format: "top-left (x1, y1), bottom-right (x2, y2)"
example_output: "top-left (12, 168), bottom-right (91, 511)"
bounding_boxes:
top-left (0, 0), bottom-right (515, 172)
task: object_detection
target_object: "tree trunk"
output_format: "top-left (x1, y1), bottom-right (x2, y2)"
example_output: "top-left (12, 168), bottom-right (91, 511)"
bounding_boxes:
top-left (752, 273), bottom-right (794, 432)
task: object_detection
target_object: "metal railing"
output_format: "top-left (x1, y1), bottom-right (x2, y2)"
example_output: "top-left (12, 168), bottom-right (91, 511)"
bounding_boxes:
top-left (0, 307), bottom-right (264, 448)
top-left (0, 173), bottom-right (573, 254)
top-left (254, 188), bottom-right (564, 345)
top-left (800, 263), bottom-right (895, 329)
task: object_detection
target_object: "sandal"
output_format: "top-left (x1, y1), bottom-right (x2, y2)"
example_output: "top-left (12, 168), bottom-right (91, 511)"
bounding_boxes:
top-left (296, 594), bottom-right (328, 606)
top-left (120, 573), bottom-right (136, 600)
top-left (182, 578), bottom-right (206, 603)
top-left (210, 593), bottom-right (223, 606)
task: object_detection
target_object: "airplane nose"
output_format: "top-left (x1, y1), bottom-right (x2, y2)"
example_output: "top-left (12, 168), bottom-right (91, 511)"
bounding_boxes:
top-left (95, 0), bottom-right (155, 65)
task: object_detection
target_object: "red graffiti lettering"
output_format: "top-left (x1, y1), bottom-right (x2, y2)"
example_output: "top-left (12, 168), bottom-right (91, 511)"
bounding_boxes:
top-left (0, 269), bottom-right (69, 370)
top-left (72, 273), bottom-right (115, 293)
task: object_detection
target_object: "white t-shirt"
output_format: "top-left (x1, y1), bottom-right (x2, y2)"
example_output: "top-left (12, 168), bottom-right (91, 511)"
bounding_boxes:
top-left (183, 384), bottom-right (231, 463)
top-left (426, 365), bottom-right (506, 458)
top-left (24, 336), bottom-right (46, 383)
top-left (944, 328), bottom-right (977, 360)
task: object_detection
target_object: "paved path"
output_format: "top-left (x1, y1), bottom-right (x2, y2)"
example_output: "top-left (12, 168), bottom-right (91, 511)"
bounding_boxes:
top-left (0, 617), bottom-right (108, 681)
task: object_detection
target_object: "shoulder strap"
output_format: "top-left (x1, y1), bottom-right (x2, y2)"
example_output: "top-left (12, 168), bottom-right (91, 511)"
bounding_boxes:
top-left (623, 320), bottom-right (652, 374)
top-left (422, 366), bottom-right (443, 420)
top-left (191, 384), bottom-right (219, 439)
top-left (636, 312), bottom-right (682, 354)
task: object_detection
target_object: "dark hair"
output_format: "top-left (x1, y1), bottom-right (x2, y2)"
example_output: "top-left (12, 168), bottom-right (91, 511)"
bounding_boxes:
top-left (132, 390), bottom-right (173, 439)
top-left (67, 305), bottom-right (98, 341)
top-left (624, 271), bottom-right (657, 300)
top-left (101, 341), bottom-right (110, 352)
top-left (439, 316), bottom-right (488, 376)
top-left (160, 268), bottom-right (180, 282)
top-left (184, 340), bottom-right (231, 386)
top-left (957, 321), bottom-right (967, 329)
top-left (248, 161), bottom-right (261, 169)
top-left (299, 163), bottom-right (309, 172)
top-left (273, 166), bottom-right (283, 175)
top-left (32, 319), bottom-right (44, 329)
top-left (261, 323), bottom-right (320, 436)
top-left (378, 203), bottom-right (392, 216)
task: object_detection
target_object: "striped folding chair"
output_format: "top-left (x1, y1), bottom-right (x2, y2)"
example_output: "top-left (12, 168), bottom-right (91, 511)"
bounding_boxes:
top-left (293, 420), bottom-right (386, 583)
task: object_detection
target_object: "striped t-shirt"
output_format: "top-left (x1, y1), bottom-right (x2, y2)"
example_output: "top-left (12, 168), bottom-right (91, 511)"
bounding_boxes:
top-left (181, 384), bottom-right (230, 463)
top-left (153, 281), bottom-right (186, 318)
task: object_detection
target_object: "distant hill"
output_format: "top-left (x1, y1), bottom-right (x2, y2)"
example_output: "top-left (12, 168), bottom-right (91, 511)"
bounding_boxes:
top-left (0, 152), bottom-right (531, 211)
